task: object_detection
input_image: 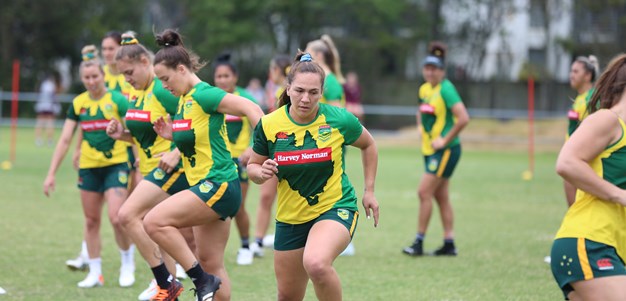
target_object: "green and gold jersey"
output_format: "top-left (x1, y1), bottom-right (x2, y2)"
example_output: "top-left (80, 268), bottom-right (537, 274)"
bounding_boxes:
top-left (252, 103), bottom-right (363, 224)
top-left (320, 73), bottom-right (345, 107)
top-left (225, 87), bottom-right (258, 158)
top-left (418, 79), bottom-right (462, 156)
top-left (67, 90), bottom-right (129, 169)
top-left (125, 78), bottom-right (179, 175)
top-left (567, 88), bottom-right (594, 137)
top-left (103, 65), bottom-right (134, 99)
top-left (172, 81), bottom-right (236, 186)
top-left (556, 112), bottom-right (626, 260)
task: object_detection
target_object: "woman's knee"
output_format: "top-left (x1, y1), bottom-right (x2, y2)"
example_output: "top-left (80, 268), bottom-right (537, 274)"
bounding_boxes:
top-left (302, 255), bottom-right (332, 282)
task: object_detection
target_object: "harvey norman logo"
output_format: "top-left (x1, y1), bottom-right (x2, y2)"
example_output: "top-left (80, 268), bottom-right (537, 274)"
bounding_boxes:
top-left (80, 120), bottom-right (110, 131)
top-left (172, 119), bottom-right (192, 131)
top-left (274, 148), bottom-right (332, 165)
top-left (126, 110), bottom-right (151, 122)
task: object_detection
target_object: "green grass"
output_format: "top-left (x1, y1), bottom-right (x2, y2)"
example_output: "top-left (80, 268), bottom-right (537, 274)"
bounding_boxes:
top-left (0, 127), bottom-right (565, 300)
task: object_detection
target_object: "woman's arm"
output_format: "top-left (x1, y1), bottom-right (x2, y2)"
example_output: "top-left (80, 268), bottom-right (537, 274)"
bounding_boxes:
top-left (247, 151), bottom-right (276, 185)
top-left (556, 110), bottom-right (626, 205)
top-left (44, 119), bottom-right (77, 196)
top-left (217, 93), bottom-right (265, 128)
top-left (433, 102), bottom-right (470, 150)
top-left (350, 127), bottom-right (380, 227)
top-left (106, 119), bottom-right (134, 143)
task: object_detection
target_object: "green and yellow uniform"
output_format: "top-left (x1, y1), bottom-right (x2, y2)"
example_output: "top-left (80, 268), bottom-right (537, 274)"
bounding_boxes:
top-left (125, 78), bottom-right (189, 194)
top-left (172, 82), bottom-right (241, 219)
top-left (67, 90), bottom-right (129, 192)
top-left (320, 73), bottom-right (345, 107)
top-left (418, 79), bottom-right (463, 178)
top-left (253, 103), bottom-right (362, 250)
top-left (567, 88), bottom-right (594, 137)
top-left (225, 86), bottom-right (257, 182)
top-left (551, 112), bottom-right (626, 298)
top-left (103, 64), bottom-right (134, 99)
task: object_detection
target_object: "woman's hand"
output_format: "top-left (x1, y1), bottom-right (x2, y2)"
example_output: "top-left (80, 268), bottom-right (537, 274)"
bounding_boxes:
top-left (257, 159), bottom-right (279, 182)
top-left (153, 115), bottom-right (174, 141)
top-left (106, 119), bottom-right (124, 140)
top-left (431, 137), bottom-right (446, 151)
top-left (43, 175), bottom-right (55, 197)
top-left (72, 150), bottom-right (80, 170)
top-left (155, 149), bottom-right (181, 174)
top-left (362, 190), bottom-right (380, 227)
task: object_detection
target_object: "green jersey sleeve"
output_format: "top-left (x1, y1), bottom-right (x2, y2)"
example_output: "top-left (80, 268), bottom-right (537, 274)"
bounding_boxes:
top-left (111, 91), bottom-right (129, 116)
top-left (440, 80), bottom-right (462, 109)
top-left (195, 84), bottom-right (227, 114)
top-left (252, 119), bottom-right (269, 156)
top-left (67, 101), bottom-right (79, 121)
top-left (324, 73), bottom-right (344, 102)
top-left (154, 80), bottom-right (180, 116)
top-left (340, 109), bottom-right (363, 145)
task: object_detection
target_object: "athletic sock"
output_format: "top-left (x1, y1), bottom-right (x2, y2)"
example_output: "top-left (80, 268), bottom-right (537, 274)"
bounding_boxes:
top-left (88, 257), bottom-right (102, 276)
top-left (151, 263), bottom-right (172, 289)
top-left (415, 233), bottom-right (425, 242)
top-left (241, 237), bottom-right (250, 249)
top-left (81, 241), bottom-right (89, 259)
top-left (119, 244), bottom-right (135, 266)
top-left (186, 262), bottom-right (208, 288)
top-left (255, 238), bottom-right (263, 248)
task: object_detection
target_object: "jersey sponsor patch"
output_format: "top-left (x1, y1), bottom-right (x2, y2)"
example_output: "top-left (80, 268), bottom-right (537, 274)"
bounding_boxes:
top-left (568, 109), bottom-right (580, 120)
top-left (597, 258), bottom-right (615, 270)
top-left (420, 103), bottom-right (435, 115)
top-left (274, 148), bottom-right (332, 165)
top-left (318, 125), bottom-right (331, 142)
top-left (126, 109), bottom-right (151, 122)
top-left (80, 120), bottom-right (110, 131)
top-left (172, 119), bottom-right (192, 132)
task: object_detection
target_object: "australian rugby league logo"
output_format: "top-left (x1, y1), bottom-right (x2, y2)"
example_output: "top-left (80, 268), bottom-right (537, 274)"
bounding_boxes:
top-left (183, 100), bottom-right (193, 114)
top-left (153, 168), bottom-right (165, 180)
top-left (118, 171), bottom-right (128, 185)
top-left (199, 180), bottom-right (214, 193)
top-left (318, 125), bottom-right (331, 142)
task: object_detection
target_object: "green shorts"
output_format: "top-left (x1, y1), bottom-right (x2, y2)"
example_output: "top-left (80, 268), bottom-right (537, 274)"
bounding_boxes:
top-left (189, 178), bottom-right (241, 220)
top-left (274, 208), bottom-right (359, 251)
top-left (78, 163), bottom-right (130, 193)
top-left (143, 167), bottom-right (190, 195)
top-left (233, 158), bottom-right (249, 183)
top-left (551, 238), bottom-right (626, 300)
top-left (127, 146), bottom-right (136, 171)
top-left (424, 144), bottom-right (461, 178)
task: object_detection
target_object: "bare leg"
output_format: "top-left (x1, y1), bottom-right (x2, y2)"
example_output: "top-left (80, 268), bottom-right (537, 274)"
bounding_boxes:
top-left (80, 190), bottom-right (105, 258)
top-left (570, 276), bottom-right (626, 301)
top-left (104, 187), bottom-right (131, 250)
top-left (417, 174), bottom-right (445, 234)
top-left (303, 220), bottom-right (351, 301)
top-left (433, 179), bottom-right (454, 239)
top-left (255, 177), bottom-right (277, 240)
top-left (275, 248), bottom-right (308, 301)
top-left (234, 181), bottom-right (250, 243)
top-left (194, 219), bottom-right (232, 301)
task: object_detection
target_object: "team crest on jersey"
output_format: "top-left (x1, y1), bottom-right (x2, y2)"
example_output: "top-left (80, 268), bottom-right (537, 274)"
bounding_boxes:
top-left (184, 100), bottom-right (193, 114)
top-left (199, 180), bottom-right (214, 193)
top-left (79, 108), bottom-right (88, 115)
top-left (428, 158), bottom-right (439, 172)
top-left (318, 125), bottom-right (331, 142)
top-left (130, 95), bottom-right (138, 103)
top-left (153, 168), bottom-right (165, 180)
top-left (275, 132), bottom-right (289, 141)
top-left (118, 171), bottom-right (128, 184)
top-left (104, 104), bottom-right (113, 113)
top-left (337, 209), bottom-right (349, 221)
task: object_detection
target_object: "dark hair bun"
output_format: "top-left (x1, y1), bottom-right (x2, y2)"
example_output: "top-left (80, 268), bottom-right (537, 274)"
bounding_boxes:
top-left (216, 53), bottom-right (231, 62)
top-left (428, 41), bottom-right (447, 60)
top-left (155, 29), bottom-right (183, 48)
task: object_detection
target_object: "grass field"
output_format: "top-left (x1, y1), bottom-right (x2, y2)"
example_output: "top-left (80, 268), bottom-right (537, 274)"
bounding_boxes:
top-left (0, 127), bottom-right (566, 300)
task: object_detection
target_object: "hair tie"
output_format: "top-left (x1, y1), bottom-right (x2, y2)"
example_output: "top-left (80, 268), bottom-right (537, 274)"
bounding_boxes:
top-left (164, 42), bottom-right (171, 47)
top-left (82, 52), bottom-right (96, 61)
top-left (300, 53), bottom-right (312, 62)
top-left (285, 66), bottom-right (291, 74)
top-left (121, 37), bottom-right (139, 45)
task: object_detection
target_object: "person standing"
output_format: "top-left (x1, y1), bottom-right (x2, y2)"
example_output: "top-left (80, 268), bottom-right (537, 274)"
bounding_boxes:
top-left (247, 52), bottom-right (380, 301)
top-left (144, 29), bottom-right (264, 301)
top-left (551, 53), bottom-right (626, 301)
top-left (212, 53), bottom-right (259, 265)
top-left (43, 45), bottom-right (134, 288)
top-left (34, 71), bottom-right (62, 147)
top-left (403, 41), bottom-right (470, 257)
